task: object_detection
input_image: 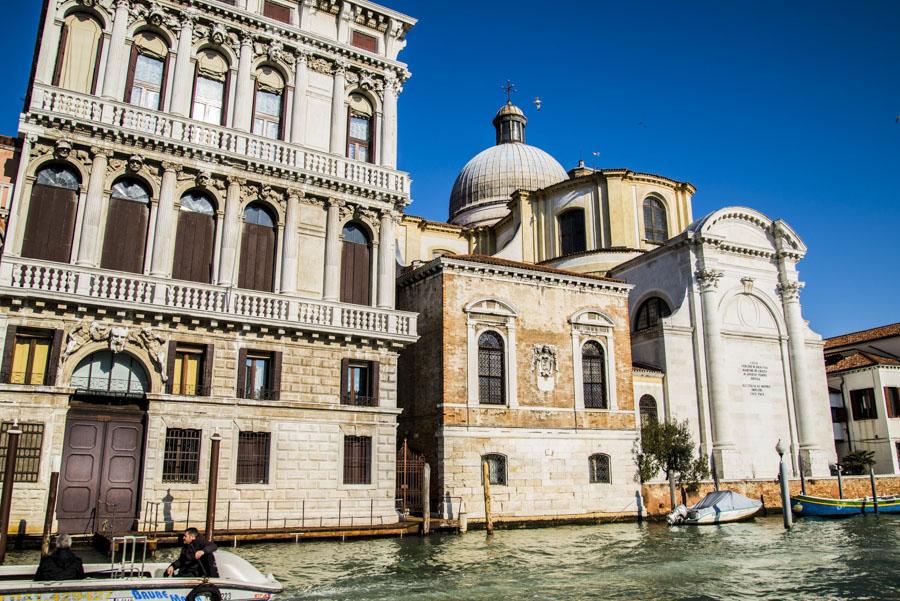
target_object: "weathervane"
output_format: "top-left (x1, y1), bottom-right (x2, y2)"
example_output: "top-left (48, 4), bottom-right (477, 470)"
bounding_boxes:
top-left (502, 80), bottom-right (517, 103)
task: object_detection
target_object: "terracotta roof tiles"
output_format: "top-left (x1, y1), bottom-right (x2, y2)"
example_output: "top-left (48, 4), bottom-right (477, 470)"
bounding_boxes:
top-left (825, 350), bottom-right (900, 374)
top-left (825, 322), bottom-right (900, 350)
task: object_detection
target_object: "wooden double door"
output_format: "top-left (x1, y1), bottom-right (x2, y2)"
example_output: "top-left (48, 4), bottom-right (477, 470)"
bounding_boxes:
top-left (56, 408), bottom-right (146, 535)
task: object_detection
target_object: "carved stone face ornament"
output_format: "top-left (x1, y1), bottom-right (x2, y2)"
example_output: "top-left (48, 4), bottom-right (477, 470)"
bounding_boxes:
top-left (109, 327), bottom-right (129, 354)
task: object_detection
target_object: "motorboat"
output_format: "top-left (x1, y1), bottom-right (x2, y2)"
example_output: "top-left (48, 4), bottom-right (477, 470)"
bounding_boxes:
top-left (791, 493), bottom-right (900, 517)
top-left (667, 490), bottom-right (763, 525)
top-left (0, 536), bottom-right (282, 601)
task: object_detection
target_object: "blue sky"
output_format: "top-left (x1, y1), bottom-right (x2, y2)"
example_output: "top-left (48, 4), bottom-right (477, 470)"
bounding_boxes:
top-left (2, 1), bottom-right (898, 337)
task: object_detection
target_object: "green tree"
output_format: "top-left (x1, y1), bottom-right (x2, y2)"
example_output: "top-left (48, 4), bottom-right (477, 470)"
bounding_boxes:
top-left (840, 450), bottom-right (876, 475)
top-left (635, 419), bottom-right (710, 508)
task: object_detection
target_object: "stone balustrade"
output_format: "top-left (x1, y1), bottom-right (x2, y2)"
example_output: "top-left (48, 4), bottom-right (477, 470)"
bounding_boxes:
top-left (2, 258), bottom-right (417, 341)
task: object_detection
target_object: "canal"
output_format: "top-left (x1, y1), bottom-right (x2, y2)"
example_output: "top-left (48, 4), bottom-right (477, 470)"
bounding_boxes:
top-left (6, 515), bottom-right (899, 599)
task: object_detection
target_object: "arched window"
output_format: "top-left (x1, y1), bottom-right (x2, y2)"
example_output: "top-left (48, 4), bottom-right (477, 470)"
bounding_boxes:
top-left (478, 331), bottom-right (505, 405)
top-left (643, 197), bottom-right (668, 243)
top-left (589, 453), bottom-right (611, 484)
top-left (101, 178), bottom-right (151, 274)
top-left (347, 94), bottom-right (374, 163)
top-left (639, 395), bottom-right (659, 425)
top-left (125, 31), bottom-right (169, 110)
top-left (72, 351), bottom-right (149, 395)
top-left (238, 203), bottom-right (277, 292)
top-left (252, 67), bottom-right (286, 139)
top-left (559, 209), bottom-right (586, 255)
top-left (192, 50), bottom-right (229, 125)
top-left (634, 297), bottom-right (672, 332)
top-left (582, 341), bottom-right (607, 409)
top-left (172, 192), bottom-right (217, 284)
top-left (53, 13), bottom-right (103, 94)
top-left (21, 165), bottom-right (81, 263)
top-left (481, 453), bottom-right (507, 486)
top-left (340, 222), bottom-right (371, 305)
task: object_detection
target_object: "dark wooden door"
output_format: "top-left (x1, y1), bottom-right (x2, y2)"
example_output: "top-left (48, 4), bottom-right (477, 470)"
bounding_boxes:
top-left (238, 221), bottom-right (276, 292)
top-left (21, 185), bottom-right (78, 262)
top-left (172, 211), bottom-right (215, 283)
top-left (57, 410), bottom-right (145, 535)
top-left (101, 197), bottom-right (149, 273)
top-left (340, 240), bottom-right (371, 305)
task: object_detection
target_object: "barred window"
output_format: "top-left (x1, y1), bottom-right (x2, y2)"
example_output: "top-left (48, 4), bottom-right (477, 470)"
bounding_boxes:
top-left (162, 428), bottom-right (201, 483)
top-left (634, 297), bottom-right (672, 332)
top-left (343, 435), bottom-right (372, 485)
top-left (639, 395), bottom-right (659, 424)
top-left (481, 453), bottom-right (507, 486)
top-left (582, 341), bottom-right (607, 409)
top-left (589, 453), bottom-right (611, 484)
top-left (643, 197), bottom-right (668, 243)
top-left (478, 331), bottom-right (505, 405)
top-left (236, 431), bottom-right (271, 484)
top-left (0, 422), bottom-right (44, 483)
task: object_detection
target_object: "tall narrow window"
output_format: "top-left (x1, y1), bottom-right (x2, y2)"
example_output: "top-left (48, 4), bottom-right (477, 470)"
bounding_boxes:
top-left (634, 297), bottom-right (672, 332)
top-left (343, 435), bottom-right (372, 485)
top-left (236, 431), bottom-right (271, 484)
top-left (347, 94), bottom-right (374, 163)
top-left (582, 341), bottom-right (607, 409)
top-left (53, 13), bottom-right (103, 94)
top-left (192, 50), bottom-right (229, 125)
top-left (341, 359), bottom-right (379, 406)
top-left (238, 203), bottom-right (277, 292)
top-left (481, 453), bottom-right (507, 485)
top-left (340, 222), bottom-right (371, 305)
top-left (172, 192), bottom-right (216, 284)
top-left (101, 179), bottom-right (151, 274)
top-left (0, 423), bottom-right (44, 483)
top-left (850, 388), bottom-right (877, 421)
top-left (643, 197), bottom-right (668, 243)
top-left (885, 387), bottom-right (900, 419)
top-left (10, 331), bottom-right (52, 385)
top-left (242, 352), bottom-right (271, 400)
top-left (589, 453), bottom-right (611, 484)
top-left (162, 428), bottom-right (201, 483)
top-left (639, 395), bottom-right (659, 424)
top-left (252, 67), bottom-right (285, 140)
top-left (125, 32), bottom-right (169, 110)
top-left (21, 165), bottom-right (80, 263)
top-left (559, 209), bottom-right (586, 255)
top-left (172, 345), bottom-right (205, 396)
top-left (478, 331), bottom-right (505, 405)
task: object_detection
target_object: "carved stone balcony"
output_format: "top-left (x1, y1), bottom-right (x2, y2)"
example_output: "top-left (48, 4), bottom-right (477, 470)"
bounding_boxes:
top-left (0, 257), bottom-right (417, 342)
top-left (25, 84), bottom-right (410, 201)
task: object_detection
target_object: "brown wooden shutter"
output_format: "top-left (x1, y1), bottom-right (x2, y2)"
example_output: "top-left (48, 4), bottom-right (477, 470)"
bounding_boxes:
top-left (165, 340), bottom-right (177, 394)
top-left (22, 185), bottom-right (78, 263)
top-left (250, 79), bottom-right (258, 134)
top-left (101, 196), bottom-right (149, 274)
top-left (345, 106), bottom-right (352, 157)
top-left (236, 348), bottom-right (248, 398)
top-left (189, 60), bottom-right (200, 120)
top-left (351, 31), bottom-right (378, 53)
top-left (123, 44), bottom-right (139, 103)
top-left (263, 0), bottom-right (291, 23)
top-left (278, 90), bottom-right (287, 141)
top-left (888, 388), bottom-right (896, 419)
top-left (221, 69), bottom-right (232, 127)
top-left (340, 241), bottom-right (352, 303)
top-left (239, 222), bottom-right (276, 292)
top-left (91, 35), bottom-right (104, 95)
top-left (172, 211), bottom-right (215, 284)
top-left (339, 358), bottom-right (349, 404)
top-left (269, 351), bottom-right (282, 400)
top-left (52, 23), bottom-right (69, 86)
top-left (203, 343), bottom-right (215, 396)
top-left (1, 326), bottom-right (18, 384)
top-left (368, 112), bottom-right (377, 166)
top-left (370, 360), bottom-right (380, 405)
top-left (47, 329), bottom-right (64, 386)
top-left (158, 54), bottom-right (171, 111)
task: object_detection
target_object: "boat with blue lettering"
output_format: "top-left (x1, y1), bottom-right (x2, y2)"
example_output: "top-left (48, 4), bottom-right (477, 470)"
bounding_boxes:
top-left (791, 494), bottom-right (900, 517)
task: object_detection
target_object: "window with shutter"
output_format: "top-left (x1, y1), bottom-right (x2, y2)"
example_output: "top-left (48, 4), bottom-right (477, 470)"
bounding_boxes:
top-left (340, 222), bottom-right (372, 305)
top-left (238, 203), bottom-right (277, 292)
top-left (54, 13), bottom-right (103, 94)
top-left (341, 360), bottom-right (379, 406)
top-left (351, 31), bottom-right (378, 53)
top-left (173, 192), bottom-right (216, 284)
top-left (263, 0), bottom-right (291, 23)
top-left (22, 166), bottom-right (80, 263)
top-left (101, 179), bottom-right (151, 274)
top-left (559, 209), bottom-right (586, 255)
top-left (8, 331), bottom-right (53, 385)
top-left (850, 388), bottom-right (877, 420)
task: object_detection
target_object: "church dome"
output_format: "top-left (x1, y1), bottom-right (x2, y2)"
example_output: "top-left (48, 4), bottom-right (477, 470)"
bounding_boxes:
top-left (449, 102), bottom-right (567, 227)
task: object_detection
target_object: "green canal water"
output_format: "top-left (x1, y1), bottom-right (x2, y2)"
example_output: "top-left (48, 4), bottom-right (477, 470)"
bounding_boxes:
top-left (6, 516), bottom-right (900, 599)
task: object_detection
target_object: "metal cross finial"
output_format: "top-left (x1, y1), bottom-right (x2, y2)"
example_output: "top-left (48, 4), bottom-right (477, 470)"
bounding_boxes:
top-left (502, 80), bottom-right (517, 103)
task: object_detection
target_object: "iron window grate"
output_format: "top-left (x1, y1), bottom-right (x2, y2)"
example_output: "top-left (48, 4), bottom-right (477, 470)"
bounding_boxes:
top-left (481, 453), bottom-right (507, 486)
top-left (237, 431), bottom-right (271, 484)
top-left (162, 428), bottom-right (202, 483)
top-left (0, 422), bottom-right (44, 483)
top-left (589, 453), bottom-right (611, 484)
top-left (344, 435), bottom-right (372, 485)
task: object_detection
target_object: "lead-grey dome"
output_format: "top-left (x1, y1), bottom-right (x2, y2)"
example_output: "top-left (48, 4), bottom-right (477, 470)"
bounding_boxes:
top-left (449, 102), bottom-right (567, 227)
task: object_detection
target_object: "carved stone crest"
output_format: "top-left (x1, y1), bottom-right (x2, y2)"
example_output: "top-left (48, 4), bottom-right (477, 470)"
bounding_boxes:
top-left (63, 320), bottom-right (168, 382)
top-left (532, 344), bottom-right (559, 392)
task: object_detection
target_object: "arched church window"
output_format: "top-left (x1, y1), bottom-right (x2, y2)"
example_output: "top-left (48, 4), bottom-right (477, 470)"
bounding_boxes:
top-left (634, 297), bottom-right (672, 332)
top-left (72, 350), bottom-right (149, 395)
top-left (639, 395), bottom-right (659, 425)
top-left (582, 341), bottom-right (607, 409)
top-left (559, 209), bottom-right (586, 255)
top-left (252, 66), bottom-right (286, 139)
top-left (101, 178), bottom-right (151, 274)
top-left (172, 192), bottom-right (217, 284)
top-left (192, 49), bottom-right (230, 125)
top-left (643, 197), bottom-right (668, 243)
top-left (125, 31), bottom-right (170, 110)
top-left (340, 222), bottom-right (372, 305)
top-left (478, 331), bottom-right (505, 405)
top-left (53, 12), bottom-right (103, 94)
top-left (347, 94), bottom-right (374, 163)
top-left (238, 203), bottom-right (278, 292)
top-left (21, 165), bottom-right (81, 263)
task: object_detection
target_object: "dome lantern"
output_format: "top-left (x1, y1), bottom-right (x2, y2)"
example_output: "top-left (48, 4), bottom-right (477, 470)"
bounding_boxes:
top-left (493, 101), bottom-right (527, 145)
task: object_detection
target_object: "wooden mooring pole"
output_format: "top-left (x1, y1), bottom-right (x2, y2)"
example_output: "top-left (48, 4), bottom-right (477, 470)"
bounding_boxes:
top-left (836, 465), bottom-right (844, 499)
top-left (41, 460), bottom-right (60, 556)
top-left (0, 422), bottom-right (22, 564)
top-left (482, 460), bottom-right (493, 536)
top-left (421, 463), bottom-right (430, 536)
top-left (776, 440), bottom-right (792, 530)
top-left (869, 468), bottom-right (879, 514)
top-left (205, 432), bottom-right (222, 541)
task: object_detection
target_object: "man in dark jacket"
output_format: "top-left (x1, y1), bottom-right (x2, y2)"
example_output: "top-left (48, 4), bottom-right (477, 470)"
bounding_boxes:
top-left (166, 527), bottom-right (219, 578)
top-left (34, 534), bottom-right (85, 581)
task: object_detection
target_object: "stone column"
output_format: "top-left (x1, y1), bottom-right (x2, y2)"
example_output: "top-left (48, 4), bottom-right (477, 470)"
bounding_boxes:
top-left (380, 75), bottom-right (398, 169)
top-left (101, 0), bottom-right (130, 100)
top-left (232, 34), bottom-right (255, 132)
top-left (280, 189), bottom-right (302, 294)
top-left (377, 209), bottom-right (396, 309)
top-left (218, 177), bottom-right (244, 287)
top-left (696, 268), bottom-right (739, 478)
top-left (322, 198), bottom-right (344, 301)
top-left (35, 4), bottom-right (61, 85)
top-left (4, 135), bottom-right (37, 257)
top-left (329, 61), bottom-right (347, 155)
top-left (169, 13), bottom-right (196, 116)
top-left (149, 162), bottom-right (179, 277)
top-left (290, 51), bottom-right (309, 145)
top-left (75, 148), bottom-right (111, 267)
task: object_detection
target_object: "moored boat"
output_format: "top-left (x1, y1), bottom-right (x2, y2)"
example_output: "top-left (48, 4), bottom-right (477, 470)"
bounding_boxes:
top-left (667, 491), bottom-right (763, 525)
top-left (791, 494), bottom-right (900, 517)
